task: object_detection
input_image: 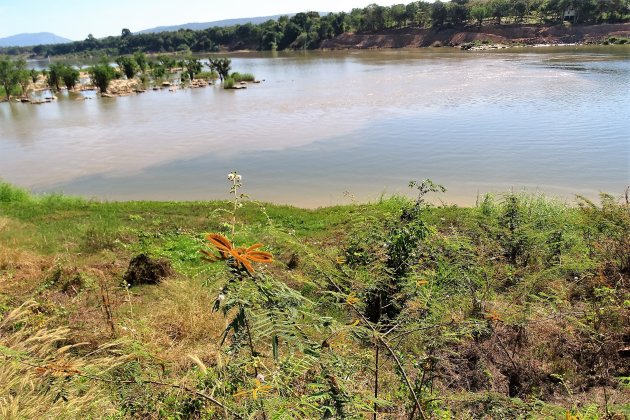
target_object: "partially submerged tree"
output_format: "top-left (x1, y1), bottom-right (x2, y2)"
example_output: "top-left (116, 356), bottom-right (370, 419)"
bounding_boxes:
top-left (116, 56), bottom-right (137, 79)
top-left (0, 57), bottom-right (26, 101)
top-left (208, 57), bottom-right (231, 82)
top-left (89, 63), bottom-right (116, 94)
top-left (47, 63), bottom-right (64, 91)
top-left (61, 66), bottom-right (80, 90)
top-left (184, 58), bottom-right (202, 81)
top-left (48, 63), bottom-right (80, 91)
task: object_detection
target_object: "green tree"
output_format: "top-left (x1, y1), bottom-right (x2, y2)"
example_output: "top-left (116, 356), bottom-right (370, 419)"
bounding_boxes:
top-left (29, 69), bottom-right (39, 83)
top-left (391, 4), bottom-right (408, 27)
top-left (16, 64), bottom-right (30, 95)
top-left (133, 51), bottom-right (148, 73)
top-left (490, 0), bottom-right (512, 23)
top-left (470, 5), bottom-right (490, 26)
top-left (157, 55), bottom-right (176, 69)
top-left (208, 57), bottom-right (231, 82)
top-left (405, 2), bottom-right (421, 25)
top-left (47, 63), bottom-right (64, 91)
top-left (116, 56), bottom-right (137, 79)
top-left (0, 57), bottom-right (25, 101)
top-left (447, 2), bottom-right (470, 24)
top-left (150, 65), bottom-right (166, 80)
top-left (61, 66), bottom-right (80, 90)
top-left (89, 63), bottom-right (116, 94)
top-left (431, 0), bottom-right (448, 26)
top-left (184, 58), bottom-right (202, 81)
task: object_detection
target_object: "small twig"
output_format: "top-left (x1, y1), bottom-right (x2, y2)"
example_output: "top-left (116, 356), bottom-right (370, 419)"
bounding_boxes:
top-left (494, 326), bottom-right (519, 371)
top-left (390, 322), bottom-right (453, 343)
top-left (98, 277), bottom-right (115, 335)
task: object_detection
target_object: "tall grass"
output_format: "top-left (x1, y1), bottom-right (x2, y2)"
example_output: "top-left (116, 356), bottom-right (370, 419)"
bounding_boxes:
top-left (231, 72), bottom-right (255, 82)
top-left (0, 182), bottom-right (32, 203)
top-left (0, 181), bottom-right (86, 206)
top-left (0, 301), bottom-right (122, 418)
top-left (223, 77), bottom-right (235, 89)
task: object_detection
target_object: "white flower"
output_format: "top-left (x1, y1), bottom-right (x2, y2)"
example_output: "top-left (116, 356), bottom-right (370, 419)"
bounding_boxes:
top-left (235, 174), bottom-right (242, 182)
top-left (227, 173), bottom-right (235, 181)
top-left (218, 293), bottom-right (226, 301)
top-left (256, 373), bottom-right (266, 382)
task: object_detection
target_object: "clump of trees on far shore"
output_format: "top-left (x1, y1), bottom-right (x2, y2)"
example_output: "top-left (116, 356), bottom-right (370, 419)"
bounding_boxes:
top-left (1, 0), bottom-right (628, 57)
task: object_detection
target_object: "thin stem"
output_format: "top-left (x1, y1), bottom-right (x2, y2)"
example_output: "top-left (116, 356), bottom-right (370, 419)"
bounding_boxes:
top-left (242, 307), bottom-right (259, 376)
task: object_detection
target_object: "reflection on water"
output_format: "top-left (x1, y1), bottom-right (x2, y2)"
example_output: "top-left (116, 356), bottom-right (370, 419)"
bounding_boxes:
top-left (2, 46), bottom-right (629, 207)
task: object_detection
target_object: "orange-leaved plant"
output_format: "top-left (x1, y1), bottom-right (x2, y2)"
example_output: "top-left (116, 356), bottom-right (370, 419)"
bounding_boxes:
top-left (201, 233), bottom-right (273, 275)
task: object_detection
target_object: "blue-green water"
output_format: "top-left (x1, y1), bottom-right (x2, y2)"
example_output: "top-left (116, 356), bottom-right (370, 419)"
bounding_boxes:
top-left (1, 46), bottom-right (628, 206)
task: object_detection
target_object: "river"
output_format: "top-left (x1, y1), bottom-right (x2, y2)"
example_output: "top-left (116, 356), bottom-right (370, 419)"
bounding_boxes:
top-left (1, 46), bottom-right (628, 207)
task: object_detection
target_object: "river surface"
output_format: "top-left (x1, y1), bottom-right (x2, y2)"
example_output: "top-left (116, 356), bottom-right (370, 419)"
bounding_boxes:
top-left (1, 47), bottom-right (629, 207)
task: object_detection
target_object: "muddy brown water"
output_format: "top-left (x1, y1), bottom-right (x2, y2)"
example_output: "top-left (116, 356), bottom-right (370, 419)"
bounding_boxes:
top-left (1, 46), bottom-right (629, 207)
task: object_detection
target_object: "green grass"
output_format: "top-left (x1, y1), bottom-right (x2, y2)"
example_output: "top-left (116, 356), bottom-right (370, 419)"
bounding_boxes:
top-left (231, 72), bottom-right (255, 82)
top-left (223, 77), bottom-right (235, 89)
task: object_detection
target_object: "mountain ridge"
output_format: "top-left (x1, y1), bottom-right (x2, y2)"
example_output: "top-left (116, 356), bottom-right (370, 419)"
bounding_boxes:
top-left (137, 12), bottom-right (328, 34)
top-left (0, 32), bottom-right (72, 47)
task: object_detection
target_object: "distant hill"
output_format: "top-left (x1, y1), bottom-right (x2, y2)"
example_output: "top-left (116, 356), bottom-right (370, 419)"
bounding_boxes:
top-left (138, 13), bottom-right (328, 34)
top-left (0, 32), bottom-right (72, 47)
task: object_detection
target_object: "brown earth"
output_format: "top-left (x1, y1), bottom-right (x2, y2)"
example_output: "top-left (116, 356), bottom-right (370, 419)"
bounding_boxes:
top-left (320, 23), bottom-right (630, 49)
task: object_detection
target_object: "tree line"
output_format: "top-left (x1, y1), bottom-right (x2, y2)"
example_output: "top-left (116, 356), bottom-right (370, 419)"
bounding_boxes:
top-left (0, 0), bottom-right (629, 57)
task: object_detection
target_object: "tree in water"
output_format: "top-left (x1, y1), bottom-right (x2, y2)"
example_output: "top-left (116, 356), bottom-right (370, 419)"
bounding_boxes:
top-left (208, 57), bottom-right (231, 82)
top-left (89, 62), bottom-right (116, 94)
top-left (116, 56), bottom-right (137, 79)
top-left (0, 57), bottom-right (26, 101)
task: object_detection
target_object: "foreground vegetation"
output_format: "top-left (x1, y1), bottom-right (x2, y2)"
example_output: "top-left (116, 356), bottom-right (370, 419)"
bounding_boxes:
top-left (0, 180), bottom-right (628, 418)
top-left (1, 0), bottom-right (628, 56)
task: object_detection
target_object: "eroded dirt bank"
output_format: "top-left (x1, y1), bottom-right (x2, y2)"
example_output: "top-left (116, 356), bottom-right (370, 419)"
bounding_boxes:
top-left (320, 23), bottom-right (630, 49)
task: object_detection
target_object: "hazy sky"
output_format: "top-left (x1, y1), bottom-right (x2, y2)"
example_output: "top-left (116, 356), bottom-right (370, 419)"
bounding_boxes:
top-left (0, 0), bottom-right (410, 40)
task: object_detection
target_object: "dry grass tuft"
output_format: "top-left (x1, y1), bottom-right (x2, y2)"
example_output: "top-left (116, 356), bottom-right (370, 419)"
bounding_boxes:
top-left (120, 279), bottom-right (226, 372)
top-left (0, 301), bottom-right (125, 419)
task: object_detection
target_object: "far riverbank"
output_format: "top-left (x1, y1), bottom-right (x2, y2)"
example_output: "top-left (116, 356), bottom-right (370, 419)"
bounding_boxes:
top-left (320, 23), bottom-right (630, 49)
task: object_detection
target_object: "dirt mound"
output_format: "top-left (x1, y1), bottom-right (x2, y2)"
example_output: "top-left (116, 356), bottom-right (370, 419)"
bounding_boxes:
top-left (320, 23), bottom-right (630, 49)
top-left (123, 254), bottom-right (173, 286)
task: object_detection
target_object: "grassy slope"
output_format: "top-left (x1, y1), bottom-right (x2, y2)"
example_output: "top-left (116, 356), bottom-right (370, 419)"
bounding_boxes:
top-left (0, 182), bottom-right (628, 418)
